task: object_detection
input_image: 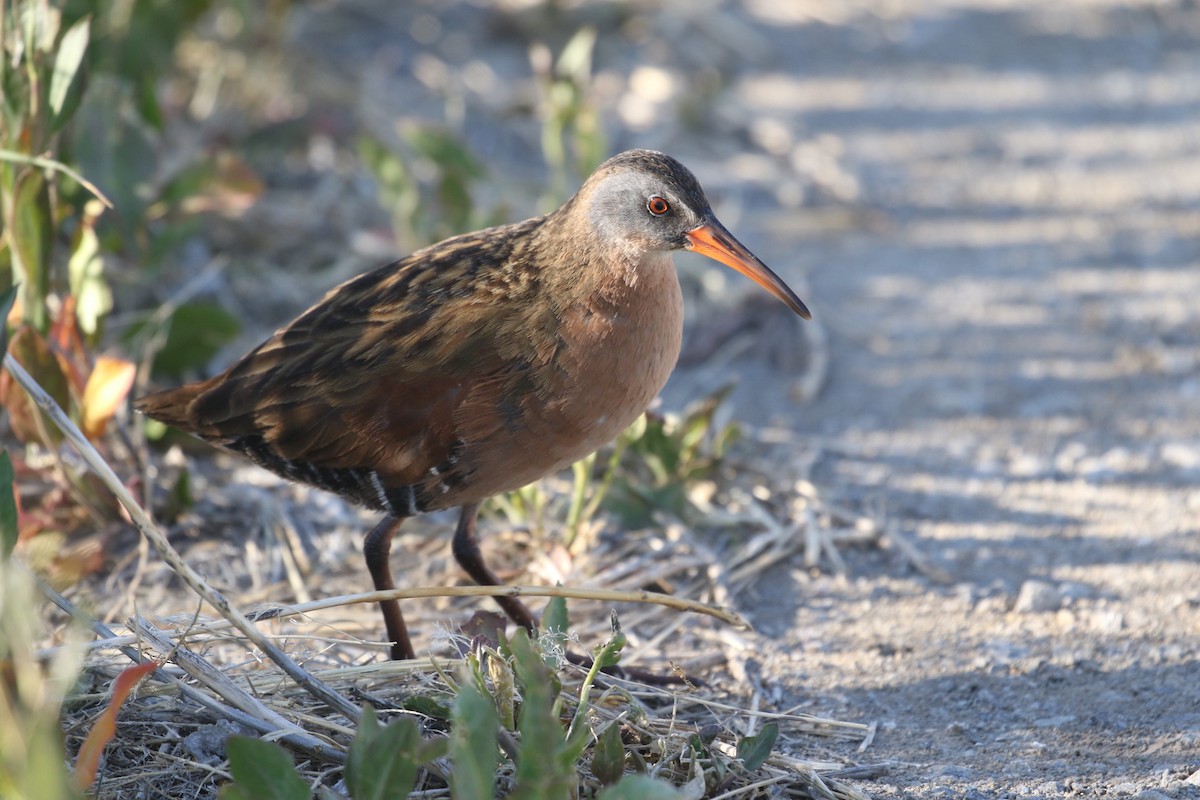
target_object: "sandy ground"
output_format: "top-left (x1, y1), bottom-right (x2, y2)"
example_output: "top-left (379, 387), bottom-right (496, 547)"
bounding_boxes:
top-left (129, 1), bottom-right (1200, 797)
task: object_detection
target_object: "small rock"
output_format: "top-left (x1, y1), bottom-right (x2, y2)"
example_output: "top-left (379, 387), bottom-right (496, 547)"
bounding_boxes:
top-left (183, 719), bottom-right (244, 764)
top-left (1161, 441), bottom-right (1200, 470)
top-left (1015, 580), bottom-right (1062, 613)
top-left (1092, 609), bottom-right (1126, 634)
top-left (1134, 790), bottom-right (1171, 800)
top-left (930, 763), bottom-right (972, 779)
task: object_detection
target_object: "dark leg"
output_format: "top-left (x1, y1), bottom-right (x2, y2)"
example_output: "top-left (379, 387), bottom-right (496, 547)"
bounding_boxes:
top-left (451, 504), bottom-right (690, 686)
top-left (363, 515), bottom-right (415, 660)
top-left (451, 502), bottom-right (537, 631)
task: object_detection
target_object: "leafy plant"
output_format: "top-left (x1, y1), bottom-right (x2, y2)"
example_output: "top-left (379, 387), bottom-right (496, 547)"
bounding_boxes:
top-left (0, 0), bottom-right (257, 560)
top-left (0, 461), bottom-right (86, 800)
top-left (220, 736), bottom-right (311, 800)
top-left (60, 0), bottom-right (214, 130)
top-left (124, 299), bottom-right (242, 380)
top-left (0, 3), bottom-right (135, 446)
top-left (1, 1), bottom-right (94, 331)
top-left (359, 126), bottom-right (505, 252)
top-left (603, 385), bottom-right (740, 528)
top-left (531, 26), bottom-right (606, 209)
top-left (218, 617), bottom-right (716, 799)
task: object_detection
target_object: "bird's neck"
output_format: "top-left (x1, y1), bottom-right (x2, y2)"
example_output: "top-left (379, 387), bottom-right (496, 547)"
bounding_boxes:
top-left (535, 201), bottom-right (672, 310)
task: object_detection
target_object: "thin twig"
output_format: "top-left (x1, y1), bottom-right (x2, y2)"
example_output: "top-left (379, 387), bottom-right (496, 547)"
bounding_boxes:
top-left (884, 520), bottom-right (953, 584)
top-left (132, 617), bottom-right (341, 758)
top-left (0, 148), bottom-right (114, 207)
top-left (28, 564), bottom-right (343, 762)
top-left (241, 583), bottom-right (749, 630)
top-left (3, 353), bottom-right (361, 724)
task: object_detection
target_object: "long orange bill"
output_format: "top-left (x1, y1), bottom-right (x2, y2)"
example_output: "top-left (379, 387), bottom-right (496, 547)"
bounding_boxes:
top-left (686, 219), bottom-right (811, 320)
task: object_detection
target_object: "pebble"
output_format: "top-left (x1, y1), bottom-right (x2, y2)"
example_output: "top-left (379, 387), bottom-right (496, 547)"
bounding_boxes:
top-left (1015, 580), bottom-right (1062, 613)
top-left (1092, 609), bottom-right (1126, 633)
top-left (1161, 441), bottom-right (1200, 470)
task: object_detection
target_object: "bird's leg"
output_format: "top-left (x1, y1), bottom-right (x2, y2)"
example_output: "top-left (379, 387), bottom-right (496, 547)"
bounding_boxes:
top-left (364, 515), bottom-right (416, 660)
top-left (451, 504), bottom-right (691, 686)
top-left (451, 502), bottom-right (538, 631)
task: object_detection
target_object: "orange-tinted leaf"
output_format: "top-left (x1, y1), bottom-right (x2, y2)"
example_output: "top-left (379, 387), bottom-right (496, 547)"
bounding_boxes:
top-left (1, 325), bottom-right (70, 445)
top-left (81, 357), bottom-right (136, 440)
top-left (73, 661), bottom-right (158, 791)
top-left (50, 295), bottom-right (90, 394)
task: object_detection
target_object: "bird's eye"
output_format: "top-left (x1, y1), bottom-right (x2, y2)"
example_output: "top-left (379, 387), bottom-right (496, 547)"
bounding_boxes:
top-left (646, 196), bottom-right (670, 216)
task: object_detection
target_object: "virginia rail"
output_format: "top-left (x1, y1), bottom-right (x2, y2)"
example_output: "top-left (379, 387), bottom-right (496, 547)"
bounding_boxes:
top-left (137, 150), bottom-right (810, 660)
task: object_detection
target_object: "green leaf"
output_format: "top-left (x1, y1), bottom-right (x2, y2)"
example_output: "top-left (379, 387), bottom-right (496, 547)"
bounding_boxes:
top-left (0, 452), bottom-right (18, 560)
top-left (163, 467), bottom-right (193, 522)
top-left (49, 15), bottom-right (90, 122)
top-left (343, 705), bottom-right (382, 790)
top-left (0, 284), bottom-right (19, 354)
top-left (542, 595), bottom-right (568, 639)
top-left (23, 1), bottom-right (61, 54)
top-left (128, 301), bottom-right (241, 378)
top-left (11, 170), bottom-right (52, 331)
top-left (401, 694), bottom-right (452, 721)
top-left (555, 27), bottom-right (597, 83)
top-left (135, 72), bottom-right (164, 130)
top-left (590, 722), bottom-right (625, 787)
top-left (68, 215), bottom-right (111, 340)
top-left (345, 708), bottom-right (447, 800)
top-left (736, 721), bottom-right (778, 771)
top-left (221, 736), bottom-right (309, 800)
top-left (450, 683), bottom-right (498, 800)
top-left (509, 630), bottom-right (575, 800)
top-left (596, 774), bottom-right (686, 800)
top-left (409, 129), bottom-right (484, 179)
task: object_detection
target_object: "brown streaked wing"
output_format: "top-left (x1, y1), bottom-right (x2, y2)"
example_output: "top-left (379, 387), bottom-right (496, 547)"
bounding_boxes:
top-left (158, 219), bottom-right (549, 488)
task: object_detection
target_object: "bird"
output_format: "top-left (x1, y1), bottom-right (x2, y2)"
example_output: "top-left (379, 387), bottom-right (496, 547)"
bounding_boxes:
top-left (137, 149), bottom-right (810, 661)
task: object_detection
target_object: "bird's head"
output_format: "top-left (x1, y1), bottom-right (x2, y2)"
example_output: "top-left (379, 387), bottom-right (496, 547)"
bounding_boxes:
top-left (574, 149), bottom-right (811, 319)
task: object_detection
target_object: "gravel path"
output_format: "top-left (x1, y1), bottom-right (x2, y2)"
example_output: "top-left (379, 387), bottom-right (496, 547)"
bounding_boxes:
top-left (689, 2), bottom-right (1200, 796)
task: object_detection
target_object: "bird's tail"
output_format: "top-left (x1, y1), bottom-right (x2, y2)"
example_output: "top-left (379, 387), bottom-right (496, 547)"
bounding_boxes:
top-left (133, 382), bottom-right (206, 433)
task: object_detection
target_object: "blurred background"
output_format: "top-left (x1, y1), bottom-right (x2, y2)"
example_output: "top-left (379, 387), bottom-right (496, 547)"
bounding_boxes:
top-left (3, 1), bottom-right (1199, 797)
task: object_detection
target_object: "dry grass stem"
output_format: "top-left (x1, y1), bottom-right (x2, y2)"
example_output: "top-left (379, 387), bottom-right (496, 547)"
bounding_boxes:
top-left (4, 353), bottom-right (360, 724)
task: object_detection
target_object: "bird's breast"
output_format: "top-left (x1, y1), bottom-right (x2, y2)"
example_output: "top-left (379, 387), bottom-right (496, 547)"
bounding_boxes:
top-left (450, 255), bottom-right (683, 502)
top-left (550, 257), bottom-right (685, 445)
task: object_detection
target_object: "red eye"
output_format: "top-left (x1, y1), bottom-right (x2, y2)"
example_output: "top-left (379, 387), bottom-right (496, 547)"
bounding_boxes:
top-left (647, 196), bottom-right (670, 216)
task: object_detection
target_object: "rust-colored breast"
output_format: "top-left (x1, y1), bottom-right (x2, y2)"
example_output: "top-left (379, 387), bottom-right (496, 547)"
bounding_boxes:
top-left (439, 252), bottom-right (684, 506)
